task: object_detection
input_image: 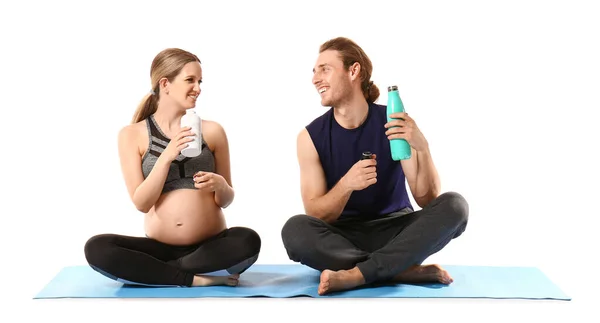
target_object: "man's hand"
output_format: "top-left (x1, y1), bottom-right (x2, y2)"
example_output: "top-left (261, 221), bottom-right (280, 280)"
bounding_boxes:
top-left (385, 112), bottom-right (428, 152)
top-left (340, 154), bottom-right (378, 191)
top-left (193, 171), bottom-right (227, 192)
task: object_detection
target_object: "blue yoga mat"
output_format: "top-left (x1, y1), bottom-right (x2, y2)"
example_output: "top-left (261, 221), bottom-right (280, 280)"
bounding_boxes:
top-left (33, 264), bottom-right (570, 300)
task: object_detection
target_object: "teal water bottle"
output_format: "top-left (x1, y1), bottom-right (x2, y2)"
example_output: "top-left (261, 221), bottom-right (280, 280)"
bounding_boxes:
top-left (387, 85), bottom-right (412, 160)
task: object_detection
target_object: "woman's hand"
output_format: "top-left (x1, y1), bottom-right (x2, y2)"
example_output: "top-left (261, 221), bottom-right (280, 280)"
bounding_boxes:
top-left (161, 127), bottom-right (196, 162)
top-left (193, 171), bottom-right (227, 192)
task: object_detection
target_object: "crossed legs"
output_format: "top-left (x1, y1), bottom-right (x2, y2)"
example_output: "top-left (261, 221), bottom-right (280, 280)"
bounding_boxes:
top-left (281, 192), bottom-right (469, 295)
top-left (84, 226), bottom-right (261, 287)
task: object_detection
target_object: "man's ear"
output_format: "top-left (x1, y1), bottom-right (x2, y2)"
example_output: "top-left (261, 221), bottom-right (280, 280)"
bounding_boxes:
top-left (349, 62), bottom-right (361, 81)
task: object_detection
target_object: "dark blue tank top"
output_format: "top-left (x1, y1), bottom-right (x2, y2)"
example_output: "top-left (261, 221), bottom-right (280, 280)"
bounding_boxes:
top-left (306, 102), bottom-right (413, 219)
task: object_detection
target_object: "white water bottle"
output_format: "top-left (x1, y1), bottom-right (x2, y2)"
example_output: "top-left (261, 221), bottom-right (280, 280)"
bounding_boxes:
top-left (180, 109), bottom-right (202, 157)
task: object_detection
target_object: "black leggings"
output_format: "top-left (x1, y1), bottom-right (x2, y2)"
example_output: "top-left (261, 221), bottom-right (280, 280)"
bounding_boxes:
top-left (84, 227), bottom-right (261, 287)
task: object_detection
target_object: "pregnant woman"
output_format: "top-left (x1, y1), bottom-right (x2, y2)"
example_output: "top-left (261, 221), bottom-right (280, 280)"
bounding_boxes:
top-left (84, 48), bottom-right (261, 287)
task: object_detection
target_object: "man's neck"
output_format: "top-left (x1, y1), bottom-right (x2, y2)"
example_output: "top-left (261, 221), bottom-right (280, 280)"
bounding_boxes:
top-left (333, 92), bottom-right (369, 129)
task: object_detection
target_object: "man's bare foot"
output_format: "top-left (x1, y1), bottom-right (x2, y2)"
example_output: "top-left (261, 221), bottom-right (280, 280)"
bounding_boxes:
top-left (191, 274), bottom-right (240, 287)
top-left (318, 267), bottom-right (365, 295)
top-left (393, 264), bottom-right (453, 284)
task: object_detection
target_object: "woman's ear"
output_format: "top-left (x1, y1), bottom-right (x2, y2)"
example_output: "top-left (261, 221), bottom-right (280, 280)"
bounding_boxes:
top-left (159, 77), bottom-right (170, 95)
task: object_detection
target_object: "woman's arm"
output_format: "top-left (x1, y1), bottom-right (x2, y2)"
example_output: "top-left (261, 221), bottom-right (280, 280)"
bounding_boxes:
top-left (118, 123), bottom-right (194, 213)
top-left (118, 125), bottom-right (166, 213)
top-left (210, 121), bottom-right (235, 208)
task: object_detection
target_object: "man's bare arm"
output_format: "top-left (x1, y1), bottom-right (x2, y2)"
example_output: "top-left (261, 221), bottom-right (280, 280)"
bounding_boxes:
top-left (297, 129), bottom-right (353, 223)
top-left (402, 146), bottom-right (441, 208)
top-left (385, 112), bottom-right (440, 208)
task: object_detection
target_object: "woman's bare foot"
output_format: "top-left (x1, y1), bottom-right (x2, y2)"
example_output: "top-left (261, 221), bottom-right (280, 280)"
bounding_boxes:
top-left (318, 267), bottom-right (365, 295)
top-left (191, 274), bottom-right (240, 287)
top-left (393, 264), bottom-right (453, 284)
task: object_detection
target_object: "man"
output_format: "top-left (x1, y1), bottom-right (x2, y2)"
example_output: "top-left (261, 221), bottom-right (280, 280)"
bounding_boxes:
top-left (281, 37), bottom-right (469, 295)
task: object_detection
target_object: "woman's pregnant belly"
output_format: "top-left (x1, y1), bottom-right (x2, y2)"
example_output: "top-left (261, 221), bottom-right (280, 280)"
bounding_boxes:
top-left (144, 189), bottom-right (226, 246)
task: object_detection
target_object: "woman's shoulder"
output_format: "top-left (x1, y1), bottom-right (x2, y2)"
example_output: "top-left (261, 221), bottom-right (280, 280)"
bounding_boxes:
top-left (119, 120), bottom-right (147, 138)
top-left (118, 120), bottom-right (148, 153)
top-left (201, 119), bottom-right (228, 151)
top-left (202, 119), bottom-right (226, 136)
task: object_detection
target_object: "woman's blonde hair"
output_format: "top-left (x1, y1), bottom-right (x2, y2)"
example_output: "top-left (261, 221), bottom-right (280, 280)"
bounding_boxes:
top-left (131, 48), bottom-right (201, 124)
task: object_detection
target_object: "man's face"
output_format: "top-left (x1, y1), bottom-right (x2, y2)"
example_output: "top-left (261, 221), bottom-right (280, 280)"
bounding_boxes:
top-left (312, 50), bottom-right (353, 107)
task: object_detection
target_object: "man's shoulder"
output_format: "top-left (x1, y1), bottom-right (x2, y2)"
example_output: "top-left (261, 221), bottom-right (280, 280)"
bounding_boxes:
top-left (369, 101), bottom-right (387, 114)
top-left (305, 107), bottom-right (333, 132)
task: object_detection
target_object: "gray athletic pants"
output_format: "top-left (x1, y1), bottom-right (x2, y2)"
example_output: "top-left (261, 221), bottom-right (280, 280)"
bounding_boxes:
top-left (281, 191), bottom-right (469, 284)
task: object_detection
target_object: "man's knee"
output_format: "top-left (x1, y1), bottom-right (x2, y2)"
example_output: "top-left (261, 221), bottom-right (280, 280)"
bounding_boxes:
top-left (437, 191), bottom-right (469, 229)
top-left (281, 214), bottom-right (310, 248)
top-left (281, 214), bottom-right (321, 259)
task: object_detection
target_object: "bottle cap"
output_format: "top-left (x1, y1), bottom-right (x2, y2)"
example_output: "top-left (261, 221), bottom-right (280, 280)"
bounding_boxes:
top-left (361, 151), bottom-right (373, 160)
top-left (388, 85), bottom-right (398, 92)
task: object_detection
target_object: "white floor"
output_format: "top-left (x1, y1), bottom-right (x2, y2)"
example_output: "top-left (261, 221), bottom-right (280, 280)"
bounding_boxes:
top-left (17, 297), bottom-right (584, 323)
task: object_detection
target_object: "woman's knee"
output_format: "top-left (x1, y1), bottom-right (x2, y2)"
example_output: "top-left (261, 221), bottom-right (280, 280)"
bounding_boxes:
top-left (228, 227), bottom-right (262, 257)
top-left (83, 234), bottom-right (116, 267)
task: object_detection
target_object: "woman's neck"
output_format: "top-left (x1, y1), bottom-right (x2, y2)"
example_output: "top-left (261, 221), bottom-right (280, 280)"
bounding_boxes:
top-left (153, 103), bottom-right (186, 134)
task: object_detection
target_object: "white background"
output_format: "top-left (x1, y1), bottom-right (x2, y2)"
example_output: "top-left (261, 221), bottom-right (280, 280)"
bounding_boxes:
top-left (1, 0), bottom-right (598, 321)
